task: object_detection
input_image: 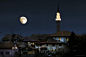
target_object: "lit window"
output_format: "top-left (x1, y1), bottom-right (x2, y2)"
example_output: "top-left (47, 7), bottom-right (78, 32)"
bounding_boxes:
top-left (59, 38), bottom-right (61, 41)
top-left (15, 47), bottom-right (17, 49)
top-left (33, 43), bottom-right (34, 45)
top-left (54, 49), bottom-right (56, 51)
top-left (12, 47), bottom-right (14, 49)
top-left (51, 49), bottom-right (53, 51)
top-left (67, 38), bottom-right (68, 41)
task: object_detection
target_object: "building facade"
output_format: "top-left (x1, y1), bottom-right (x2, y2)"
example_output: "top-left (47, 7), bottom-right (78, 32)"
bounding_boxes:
top-left (0, 43), bottom-right (19, 57)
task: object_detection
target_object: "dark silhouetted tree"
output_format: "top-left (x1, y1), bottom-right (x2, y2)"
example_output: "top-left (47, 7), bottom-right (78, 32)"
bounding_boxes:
top-left (68, 31), bottom-right (76, 47)
top-left (76, 33), bottom-right (86, 53)
top-left (68, 31), bottom-right (77, 53)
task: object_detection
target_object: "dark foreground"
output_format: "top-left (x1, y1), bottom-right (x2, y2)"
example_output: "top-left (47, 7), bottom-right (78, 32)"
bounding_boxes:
top-left (19, 52), bottom-right (86, 57)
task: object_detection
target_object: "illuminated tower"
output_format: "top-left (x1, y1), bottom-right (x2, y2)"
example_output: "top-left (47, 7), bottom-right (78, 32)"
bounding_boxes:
top-left (55, 4), bottom-right (61, 32)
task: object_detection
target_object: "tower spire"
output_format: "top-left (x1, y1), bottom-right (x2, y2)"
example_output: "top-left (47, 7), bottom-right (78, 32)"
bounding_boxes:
top-left (55, 3), bottom-right (61, 33)
top-left (55, 4), bottom-right (61, 21)
top-left (57, 3), bottom-right (59, 12)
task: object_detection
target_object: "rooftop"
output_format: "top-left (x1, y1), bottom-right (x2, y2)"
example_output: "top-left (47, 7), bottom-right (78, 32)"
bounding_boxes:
top-left (49, 31), bottom-right (81, 37)
top-left (0, 43), bottom-right (15, 49)
top-left (23, 37), bottom-right (38, 42)
top-left (2, 34), bottom-right (23, 41)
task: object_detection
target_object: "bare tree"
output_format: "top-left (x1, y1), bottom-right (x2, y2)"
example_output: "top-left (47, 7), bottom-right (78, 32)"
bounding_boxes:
top-left (9, 25), bottom-right (16, 34)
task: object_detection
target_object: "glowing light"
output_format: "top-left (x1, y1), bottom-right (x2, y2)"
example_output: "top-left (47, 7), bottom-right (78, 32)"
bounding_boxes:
top-left (55, 19), bottom-right (61, 21)
top-left (33, 43), bottom-right (34, 45)
top-left (57, 12), bottom-right (60, 19)
top-left (55, 12), bottom-right (61, 21)
top-left (54, 49), bottom-right (56, 51)
top-left (67, 38), bottom-right (68, 41)
top-left (59, 38), bottom-right (61, 41)
top-left (12, 47), bottom-right (14, 49)
top-left (15, 47), bottom-right (17, 49)
top-left (51, 49), bottom-right (53, 51)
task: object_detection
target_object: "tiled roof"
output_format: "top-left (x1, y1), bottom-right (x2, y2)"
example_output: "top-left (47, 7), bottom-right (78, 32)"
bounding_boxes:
top-left (23, 37), bottom-right (38, 42)
top-left (29, 37), bottom-right (39, 41)
top-left (39, 38), bottom-right (57, 42)
top-left (39, 38), bottom-right (48, 42)
top-left (35, 39), bottom-right (65, 44)
top-left (30, 34), bottom-right (50, 40)
top-left (22, 36), bottom-right (39, 41)
top-left (2, 34), bottom-right (23, 41)
top-left (35, 37), bottom-right (64, 44)
top-left (2, 34), bottom-right (12, 40)
top-left (12, 34), bottom-right (23, 39)
top-left (2, 37), bottom-right (10, 41)
top-left (0, 43), bottom-right (14, 49)
top-left (49, 31), bottom-right (81, 37)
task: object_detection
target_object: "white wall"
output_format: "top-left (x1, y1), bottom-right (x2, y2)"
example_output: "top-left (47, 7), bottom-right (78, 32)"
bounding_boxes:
top-left (35, 44), bottom-right (63, 51)
top-left (35, 43), bottom-right (70, 54)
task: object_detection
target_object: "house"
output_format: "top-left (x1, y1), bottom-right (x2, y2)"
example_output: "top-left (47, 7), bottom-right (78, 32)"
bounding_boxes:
top-left (48, 31), bottom-right (81, 44)
top-left (0, 43), bottom-right (19, 57)
top-left (22, 36), bottom-right (39, 52)
top-left (11, 34), bottom-right (23, 43)
top-left (35, 37), bottom-right (70, 54)
top-left (2, 34), bottom-right (12, 43)
top-left (2, 34), bottom-right (23, 43)
top-left (18, 37), bottom-right (39, 57)
top-left (23, 36), bottom-right (39, 47)
top-left (20, 46), bottom-right (36, 57)
top-left (32, 4), bottom-right (82, 54)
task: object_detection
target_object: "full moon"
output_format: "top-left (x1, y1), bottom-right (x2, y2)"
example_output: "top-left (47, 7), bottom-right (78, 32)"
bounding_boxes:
top-left (20, 16), bottom-right (27, 24)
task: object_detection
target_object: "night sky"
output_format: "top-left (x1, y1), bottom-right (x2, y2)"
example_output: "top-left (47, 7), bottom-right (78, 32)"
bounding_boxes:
top-left (0, 0), bottom-right (86, 41)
